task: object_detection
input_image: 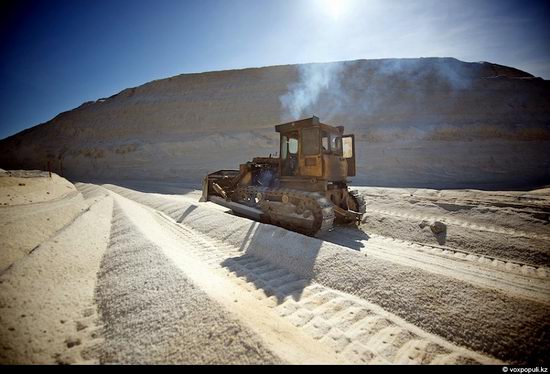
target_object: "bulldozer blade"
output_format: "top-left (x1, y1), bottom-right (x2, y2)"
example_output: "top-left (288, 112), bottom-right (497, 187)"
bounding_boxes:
top-left (209, 196), bottom-right (264, 221)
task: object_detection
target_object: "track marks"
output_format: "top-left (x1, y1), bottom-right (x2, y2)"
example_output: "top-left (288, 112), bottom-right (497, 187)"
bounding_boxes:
top-left (335, 226), bottom-right (549, 279)
top-left (150, 207), bottom-right (498, 364)
top-left (366, 206), bottom-right (550, 241)
top-left (324, 227), bottom-right (550, 304)
top-left (103, 184), bottom-right (547, 364)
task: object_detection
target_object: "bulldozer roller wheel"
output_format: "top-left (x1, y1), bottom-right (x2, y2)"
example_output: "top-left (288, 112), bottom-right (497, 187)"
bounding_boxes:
top-left (349, 190), bottom-right (366, 214)
top-left (233, 186), bottom-right (335, 236)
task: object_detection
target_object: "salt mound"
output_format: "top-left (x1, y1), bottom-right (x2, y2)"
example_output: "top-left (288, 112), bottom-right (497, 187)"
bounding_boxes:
top-left (1, 57), bottom-right (549, 189)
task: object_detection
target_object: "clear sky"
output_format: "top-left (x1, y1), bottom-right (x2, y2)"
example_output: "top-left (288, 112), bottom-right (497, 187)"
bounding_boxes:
top-left (1, 0), bottom-right (549, 140)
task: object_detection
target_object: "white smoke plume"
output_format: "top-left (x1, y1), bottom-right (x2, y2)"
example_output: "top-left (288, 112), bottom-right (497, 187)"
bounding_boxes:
top-left (279, 58), bottom-right (478, 123)
top-left (279, 62), bottom-right (345, 119)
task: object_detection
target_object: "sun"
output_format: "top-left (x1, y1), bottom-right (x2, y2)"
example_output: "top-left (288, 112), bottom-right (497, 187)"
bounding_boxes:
top-left (319, 0), bottom-right (349, 20)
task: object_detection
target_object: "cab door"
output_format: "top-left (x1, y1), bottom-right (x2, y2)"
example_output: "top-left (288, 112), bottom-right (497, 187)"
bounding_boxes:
top-left (299, 126), bottom-right (322, 177)
top-left (280, 131), bottom-right (299, 176)
top-left (342, 134), bottom-right (356, 177)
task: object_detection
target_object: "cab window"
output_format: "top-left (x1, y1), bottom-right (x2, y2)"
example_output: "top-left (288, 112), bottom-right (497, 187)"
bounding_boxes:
top-left (343, 136), bottom-right (353, 158)
top-left (321, 131), bottom-right (329, 153)
top-left (330, 133), bottom-right (342, 155)
top-left (289, 138), bottom-right (298, 154)
top-left (281, 133), bottom-right (298, 159)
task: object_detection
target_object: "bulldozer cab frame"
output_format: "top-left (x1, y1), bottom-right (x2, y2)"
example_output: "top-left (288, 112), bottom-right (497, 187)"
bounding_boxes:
top-left (276, 116), bottom-right (356, 186)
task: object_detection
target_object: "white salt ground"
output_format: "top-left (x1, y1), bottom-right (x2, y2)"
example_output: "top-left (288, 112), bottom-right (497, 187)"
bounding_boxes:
top-left (100, 183), bottom-right (549, 365)
top-left (1, 176), bottom-right (548, 364)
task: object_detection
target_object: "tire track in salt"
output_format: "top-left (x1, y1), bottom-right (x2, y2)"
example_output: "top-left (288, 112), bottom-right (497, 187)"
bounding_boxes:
top-left (365, 206), bottom-right (550, 241)
top-left (150, 204), bottom-right (499, 364)
top-left (101, 183), bottom-right (550, 364)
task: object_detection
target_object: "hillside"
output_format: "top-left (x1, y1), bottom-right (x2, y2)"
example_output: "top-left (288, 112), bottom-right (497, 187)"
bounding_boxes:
top-left (1, 57), bottom-right (549, 188)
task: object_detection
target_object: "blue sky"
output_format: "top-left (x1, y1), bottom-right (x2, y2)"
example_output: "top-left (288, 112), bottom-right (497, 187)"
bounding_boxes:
top-left (1, 0), bottom-right (549, 139)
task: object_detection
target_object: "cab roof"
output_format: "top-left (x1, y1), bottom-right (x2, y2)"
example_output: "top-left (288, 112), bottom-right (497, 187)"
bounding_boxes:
top-left (274, 116), bottom-right (344, 134)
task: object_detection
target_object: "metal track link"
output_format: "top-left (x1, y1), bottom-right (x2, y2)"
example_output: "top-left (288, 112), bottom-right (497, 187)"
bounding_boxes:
top-left (233, 186), bottom-right (335, 236)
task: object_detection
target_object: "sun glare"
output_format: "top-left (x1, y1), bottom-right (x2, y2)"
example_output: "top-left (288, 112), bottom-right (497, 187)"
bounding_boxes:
top-left (320, 0), bottom-right (349, 20)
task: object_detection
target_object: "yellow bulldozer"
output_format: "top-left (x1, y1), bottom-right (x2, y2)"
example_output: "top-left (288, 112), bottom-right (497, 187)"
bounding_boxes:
top-left (200, 116), bottom-right (365, 236)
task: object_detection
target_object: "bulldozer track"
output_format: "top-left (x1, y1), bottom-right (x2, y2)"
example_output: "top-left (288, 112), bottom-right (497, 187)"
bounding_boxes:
top-left (349, 190), bottom-right (367, 214)
top-left (148, 205), bottom-right (496, 364)
top-left (234, 186), bottom-right (335, 235)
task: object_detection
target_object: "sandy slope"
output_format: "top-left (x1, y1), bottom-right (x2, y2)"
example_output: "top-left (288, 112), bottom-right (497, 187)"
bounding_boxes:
top-left (0, 191), bottom-right (112, 363)
top-left (1, 176), bottom-right (548, 364)
top-left (1, 178), bottom-right (281, 364)
top-left (106, 187), bottom-right (498, 364)
top-left (96, 201), bottom-right (281, 364)
top-left (355, 187), bottom-right (550, 266)
top-left (0, 169), bottom-right (75, 206)
top-left (0, 170), bottom-right (90, 272)
top-left (1, 58), bottom-right (549, 189)
top-left (99, 183), bottom-right (549, 365)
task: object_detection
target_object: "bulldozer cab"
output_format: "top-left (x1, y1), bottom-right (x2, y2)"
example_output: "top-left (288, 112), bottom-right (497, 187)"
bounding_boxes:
top-left (276, 116), bottom-right (356, 184)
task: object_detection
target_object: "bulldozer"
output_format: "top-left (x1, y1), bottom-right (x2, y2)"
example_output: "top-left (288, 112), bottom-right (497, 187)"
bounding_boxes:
top-left (200, 116), bottom-right (366, 236)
